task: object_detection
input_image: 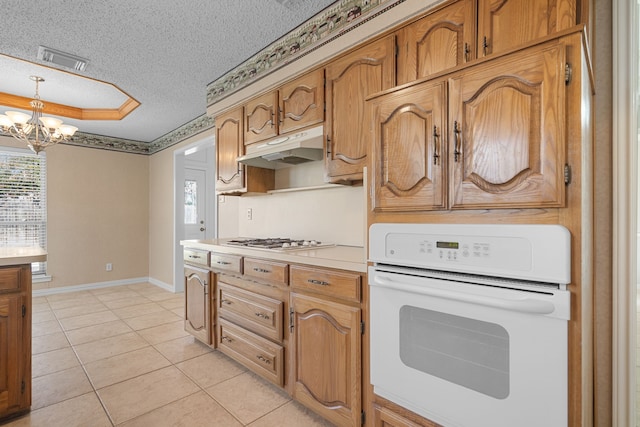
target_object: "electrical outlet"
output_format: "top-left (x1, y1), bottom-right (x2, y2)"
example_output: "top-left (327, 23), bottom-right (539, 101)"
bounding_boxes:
top-left (106, 263), bottom-right (113, 272)
top-left (246, 208), bottom-right (253, 220)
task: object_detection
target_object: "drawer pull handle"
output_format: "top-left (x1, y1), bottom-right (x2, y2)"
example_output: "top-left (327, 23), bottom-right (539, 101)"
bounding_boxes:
top-left (221, 336), bottom-right (233, 343)
top-left (308, 279), bottom-right (329, 286)
top-left (257, 355), bottom-right (272, 364)
top-left (253, 267), bottom-right (271, 273)
top-left (216, 261), bottom-right (231, 265)
top-left (188, 255), bottom-right (201, 259)
top-left (221, 299), bottom-right (232, 305)
top-left (254, 312), bottom-right (270, 320)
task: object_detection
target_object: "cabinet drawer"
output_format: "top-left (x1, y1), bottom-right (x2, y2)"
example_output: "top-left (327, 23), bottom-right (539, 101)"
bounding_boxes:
top-left (218, 282), bottom-right (283, 342)
top-left (290, 265), bottom-right (361, 303)
top-left (218, 319), bottom-right (284, 386)
top-left (0, 267), bottom-right (21, 292)
top-left (210, 252), bottom-right (242, 274)
top-left (243, 258), bottom-right (288, 286)
top-left (183, 248), bottom-right (210, 267)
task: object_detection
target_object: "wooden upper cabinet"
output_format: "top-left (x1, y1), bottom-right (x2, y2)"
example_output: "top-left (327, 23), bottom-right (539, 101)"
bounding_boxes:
top-left (478, 0), bottom-right (577, 57)
top-left (215, 107), bottom-right (275, 194)
top-left (245, 92), bottom-right (279, 145)
top-left (369, 80), bottom-right (447, 212)
top-left (279, 69), bottom-right (325, 134)
top-left (325, 35), bottom-right (396, 183)
top-left (244, 69), bottom-right (325, 144)
top-left (216, 107), bottom-right (245, 192)
top-left (397, 0), bottom-right (475, 85)
top-left (448, 39), bottom-right (567, 208)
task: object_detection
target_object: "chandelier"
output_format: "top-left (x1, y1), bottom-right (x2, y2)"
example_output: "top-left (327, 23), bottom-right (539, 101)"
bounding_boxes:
top-left (0, 76), bottom-right (78, 154)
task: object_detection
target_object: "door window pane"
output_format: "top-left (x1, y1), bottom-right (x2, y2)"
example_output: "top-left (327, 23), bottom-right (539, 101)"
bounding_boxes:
top-left (184, 179), bottom-right (197, 225)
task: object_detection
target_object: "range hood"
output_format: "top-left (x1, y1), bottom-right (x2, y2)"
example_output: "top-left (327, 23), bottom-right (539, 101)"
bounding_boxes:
top-left (236, 125), bottom-right (324, 169)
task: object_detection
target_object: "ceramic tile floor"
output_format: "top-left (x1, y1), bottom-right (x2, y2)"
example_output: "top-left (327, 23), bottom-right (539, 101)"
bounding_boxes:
top-left (3, 282), bottom-right (334, 427)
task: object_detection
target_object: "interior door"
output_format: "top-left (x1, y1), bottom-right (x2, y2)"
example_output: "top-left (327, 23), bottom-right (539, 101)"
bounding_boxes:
top-left (184, 168), bottom-right (207, 240)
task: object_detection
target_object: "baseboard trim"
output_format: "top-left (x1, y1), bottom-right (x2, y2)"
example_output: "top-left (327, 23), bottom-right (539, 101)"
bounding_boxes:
top-left (32, 277), bottom-right (175, 296)
top-left (148, 277), bottom-right (175, 292)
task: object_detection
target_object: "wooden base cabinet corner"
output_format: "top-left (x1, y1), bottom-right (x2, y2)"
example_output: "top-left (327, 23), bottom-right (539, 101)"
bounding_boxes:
top-left (0, 265), bottom-right (32, 420)
top-left (184, 265), bottom-right (213, 345)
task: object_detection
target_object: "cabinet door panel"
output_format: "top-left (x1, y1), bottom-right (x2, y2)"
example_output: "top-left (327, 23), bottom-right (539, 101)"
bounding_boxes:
top-left (0, 295), bottom-right (22, 417)
top-left (478, 0), bottom-right (576, 57)
top-left (291, 292), bottom-right (360, 427)
top-left (245, 92), bottom-right (279, 144)
top-left (215, 108), bottom-right (245, 192)
top-left (397, 0), bottom-right (475, 84)
top-left (325, 35), bottom-right (396, 182)
top-left (280, 69), bottom-right (325, 133)
top-left (370, 81), bottom-right (447, 211)
top-left (184, 266), bottom-right (211, 345)
top-left (449, 41), bottom-right (566, 208)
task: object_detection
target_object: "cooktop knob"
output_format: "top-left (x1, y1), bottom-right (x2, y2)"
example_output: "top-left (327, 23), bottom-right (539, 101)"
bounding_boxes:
top-left (290, 241), bottom-right (299, 247)
top-left (302, 240), bottom-right (310, 246)
top-left (282, 243), bottom-right (291, 248)
top-left (310, 240), bottom-right (318, 246)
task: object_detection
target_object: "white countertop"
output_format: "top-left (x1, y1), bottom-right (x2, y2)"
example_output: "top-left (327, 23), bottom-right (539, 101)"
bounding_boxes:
top-left (181, 239), bottom-right (367, 273)
top-left (0, 246), bottom-right (47, 267)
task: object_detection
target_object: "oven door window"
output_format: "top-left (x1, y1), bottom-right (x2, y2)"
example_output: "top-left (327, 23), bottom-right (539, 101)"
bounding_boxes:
top-left (399, 305), bottom-right (509, 399)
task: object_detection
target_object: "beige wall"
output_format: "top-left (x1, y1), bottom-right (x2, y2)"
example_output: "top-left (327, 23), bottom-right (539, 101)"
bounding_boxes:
top-left (0, 136), bottom-right (150, 291)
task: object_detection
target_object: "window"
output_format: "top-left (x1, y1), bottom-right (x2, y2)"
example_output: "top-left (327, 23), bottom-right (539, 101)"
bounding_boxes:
top-left (184, 178), bottom-right (197, 225)
top-left (0, 148), bottom-right (47, 274)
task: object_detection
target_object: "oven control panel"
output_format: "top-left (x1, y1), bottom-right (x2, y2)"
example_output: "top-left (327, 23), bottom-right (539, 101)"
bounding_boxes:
top-left (385, 233), bottom-right (532, 272)
top-left (368, 223), bottom-right (571, 284)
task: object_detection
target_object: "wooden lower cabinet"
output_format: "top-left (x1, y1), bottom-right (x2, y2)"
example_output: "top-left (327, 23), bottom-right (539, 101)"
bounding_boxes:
top-left (290, 292), bottom-right (361, 427)
top-left (373, 403), bottom-right (441, 427)
top-left (184, 265), bottom-right (212, 345)
top-left (218, 319), bottom-right (284, 386)
top-left (0, 265), bottom-right (31, 421)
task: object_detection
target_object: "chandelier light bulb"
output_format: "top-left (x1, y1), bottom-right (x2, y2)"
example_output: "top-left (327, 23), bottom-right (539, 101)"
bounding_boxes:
top-left (5, 111), bottom-right (30, 125)
top-left (39, 116), bottom-right (63, 129)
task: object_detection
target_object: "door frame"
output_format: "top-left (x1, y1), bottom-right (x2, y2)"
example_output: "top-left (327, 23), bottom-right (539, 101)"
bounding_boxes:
top-left (173, 137), bottom-right (216, 293)
top-left (613, 0), bottom-right (638, 425)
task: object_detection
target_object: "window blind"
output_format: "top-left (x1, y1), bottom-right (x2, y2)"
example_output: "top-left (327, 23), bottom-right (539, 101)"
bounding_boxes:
top-left (0, 148), bottom-right (47, 274)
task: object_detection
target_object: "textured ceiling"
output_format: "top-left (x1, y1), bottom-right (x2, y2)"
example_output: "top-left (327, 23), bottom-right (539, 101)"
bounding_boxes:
top-left (0, 0), bottom-right (336, 143)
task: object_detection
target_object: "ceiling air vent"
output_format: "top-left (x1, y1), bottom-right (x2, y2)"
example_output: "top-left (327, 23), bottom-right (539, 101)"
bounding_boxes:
top-left (37, 46), bottom-right (88, 71)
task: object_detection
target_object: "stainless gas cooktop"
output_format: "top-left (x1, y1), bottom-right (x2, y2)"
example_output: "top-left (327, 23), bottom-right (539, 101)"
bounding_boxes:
top-left (224, 238), bottom-right (334, 251)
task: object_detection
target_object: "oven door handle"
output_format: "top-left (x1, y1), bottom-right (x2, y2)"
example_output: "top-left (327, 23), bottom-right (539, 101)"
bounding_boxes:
top-left (372, 274), bottom-right (556, 315)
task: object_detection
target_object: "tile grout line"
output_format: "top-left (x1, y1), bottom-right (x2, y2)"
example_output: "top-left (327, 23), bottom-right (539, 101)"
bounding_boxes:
top-left (29, 284), bottom-right (320, 426)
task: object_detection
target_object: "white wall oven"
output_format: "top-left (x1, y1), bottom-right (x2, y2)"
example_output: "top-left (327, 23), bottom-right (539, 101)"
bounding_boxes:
top-left (369, 223), bottom-right (571, 427)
